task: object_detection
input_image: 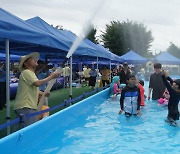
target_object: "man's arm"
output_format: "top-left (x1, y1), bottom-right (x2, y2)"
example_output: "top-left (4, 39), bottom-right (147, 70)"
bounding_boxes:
top-left (34, 72), bottom-right (59, 87)
top-left (161, 75), bottom-right (174, 95)
top-left (167, 76), bottom-right (174, 85)
top-left (161, 70), bottom-right (174, 94)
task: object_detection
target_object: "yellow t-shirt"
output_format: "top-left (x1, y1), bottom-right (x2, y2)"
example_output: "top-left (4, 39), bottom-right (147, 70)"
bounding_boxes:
top-left (63, 66), bottom-right (70, 77)
top-left (14, 69), bottom-right (39, 110)
top-left (100, 69), bottom-right (110, 80)
top-left (83, 68), bottom-right (91, 78)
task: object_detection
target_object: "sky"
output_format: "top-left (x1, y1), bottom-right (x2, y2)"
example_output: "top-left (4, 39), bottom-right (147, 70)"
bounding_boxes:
top-left (1, 0), bottom-right (180, 54)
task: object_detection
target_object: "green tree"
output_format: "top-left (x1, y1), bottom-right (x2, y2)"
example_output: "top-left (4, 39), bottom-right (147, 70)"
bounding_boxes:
top-left (167, 42), bottom-right (180, 59)
top-left (101, 20), bottom-right (154, 56)
top-left (86, 27), bottom-right (98, 44)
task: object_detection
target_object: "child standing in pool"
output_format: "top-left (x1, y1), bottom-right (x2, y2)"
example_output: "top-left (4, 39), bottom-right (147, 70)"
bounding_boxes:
top-left (137, 80), bottom-right (146, 106)
top-left (110, 76), bottom-right (121, 98)
top-left (161, 70), bottom-right (180, 125)
top-left (119, 75), bottom-right (141, 117)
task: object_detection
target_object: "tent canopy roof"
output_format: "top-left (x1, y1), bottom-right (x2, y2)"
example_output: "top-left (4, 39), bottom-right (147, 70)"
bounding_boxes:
top-left (120, 50), bottom-right (147, 64)
top-left (96, 44), bottom-right (122, 62)
top-left (155, 51), bottom-right (180, 65)
top-left (26, 16), bottom-right (111, 59)
top-left (0, 8), bottom-right (70, 53)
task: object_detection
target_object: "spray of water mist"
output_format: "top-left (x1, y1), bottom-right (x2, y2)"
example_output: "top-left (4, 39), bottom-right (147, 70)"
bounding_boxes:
top-left (66, 0), bottom-right (106, 58)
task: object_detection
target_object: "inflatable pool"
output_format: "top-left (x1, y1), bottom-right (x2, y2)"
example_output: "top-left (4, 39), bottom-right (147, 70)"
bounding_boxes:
top-left (0, 82), bottom-right (179, 153)
top-left (0, 89), bottom-right (109, 153)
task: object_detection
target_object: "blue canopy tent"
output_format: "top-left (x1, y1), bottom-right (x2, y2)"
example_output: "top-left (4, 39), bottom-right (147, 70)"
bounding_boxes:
top-left (120, 50), bottom-right (147, 64)
top-left (96, 44), bottom-right (122, 62)
top-left (95, 44), bottom-right (123, 81)
top-left (26, 16), bottom-right (111, 60)
top-left (58, 31), bottom-right (113, 66)
top-left (57, 29), bottom-right (116, 62)
top-left (26, 16), bottom-right (117, 98)
top-left (155, 51), bottom-right (180, 65)
top-left (57, 29), bottom-right (124, 72)
top-left (57, 29), bottom-right (109, 60)
top-left (0, 9), bottom-right (74, 55)
top-left (26, 16), bottom-right (115, 98)
top-left (0, 7), bottom-right (81, 132)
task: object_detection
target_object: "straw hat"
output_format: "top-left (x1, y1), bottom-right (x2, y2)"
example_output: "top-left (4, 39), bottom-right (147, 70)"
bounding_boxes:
top-left (18, 52), bottom-right (39, 72)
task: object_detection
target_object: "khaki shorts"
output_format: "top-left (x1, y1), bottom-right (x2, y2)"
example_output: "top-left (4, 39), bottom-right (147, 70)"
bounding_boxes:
top-left (13, 108), bottom-right (38, 131)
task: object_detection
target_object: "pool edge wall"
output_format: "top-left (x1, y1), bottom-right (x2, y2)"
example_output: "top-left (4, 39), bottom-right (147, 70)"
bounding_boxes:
top-left (0, 88), bottom-right (110, 153)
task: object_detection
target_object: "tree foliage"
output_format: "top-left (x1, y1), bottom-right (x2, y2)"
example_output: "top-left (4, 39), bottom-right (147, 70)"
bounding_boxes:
top-left (167, 42), bottom-right (180, 59)
top-left (86, 27), bottom-right (98, 44)
top-left (101, 20), bottom-right (154, 56)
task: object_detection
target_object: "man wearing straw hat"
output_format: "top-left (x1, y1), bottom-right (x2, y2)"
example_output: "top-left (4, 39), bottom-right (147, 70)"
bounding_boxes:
top-left (14, 52), bottom-right (60, 130)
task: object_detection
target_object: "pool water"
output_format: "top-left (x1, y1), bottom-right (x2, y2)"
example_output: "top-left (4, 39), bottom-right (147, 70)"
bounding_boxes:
top-left (29, 81), bottom-right (179, 154)
top-left (0, 79), bottom-right (179, 153)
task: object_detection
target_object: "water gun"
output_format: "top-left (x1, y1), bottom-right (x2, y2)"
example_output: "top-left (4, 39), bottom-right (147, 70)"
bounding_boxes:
top-left (37, 67), bottom-right (63, 111)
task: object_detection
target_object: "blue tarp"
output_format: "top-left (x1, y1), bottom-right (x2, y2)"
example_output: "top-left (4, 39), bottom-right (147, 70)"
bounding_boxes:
top-left (58, 31), bottom-right (122, 62)
top-left (0, 8), bottom-right (70, 53)
top-left (120, 50), bottom-right (147, 64)
top-left (57, 29), bottom-right (111, 59)
top-left (83, 40), bottom-right (107, 59)
top-left (96, 44), bottom-right (122, 62)
top-left (58, 30), bottom-right (117, 60)
top-left (155, 51), bottom-right (180, 65)
top-left (58, 30), bottom-right (105, 59)
top-left (26, 17), bottom-right (111, 59)
top-left (45, 39), bottom-right (123, 63)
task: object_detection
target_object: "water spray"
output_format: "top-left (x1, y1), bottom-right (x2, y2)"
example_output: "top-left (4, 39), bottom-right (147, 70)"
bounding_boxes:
top-left (66, 0), bottom-right (106, 58)
top-left (66, 0), bottom-right (107, 99)
top-left (33, 1), bottom-right (107, 111)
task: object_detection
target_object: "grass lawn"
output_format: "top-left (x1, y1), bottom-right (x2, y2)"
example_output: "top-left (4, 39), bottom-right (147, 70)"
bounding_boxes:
top-left (0, 86), bottom-right (94, 139)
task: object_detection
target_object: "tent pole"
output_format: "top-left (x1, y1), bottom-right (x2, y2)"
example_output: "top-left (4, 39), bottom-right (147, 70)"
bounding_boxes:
top-left (96, 57), bottom-right (98, 70)
top-left (80, 61), bottom-right (82, 84)
top-left (110, 60), bottom-right (111, 82)
top-left (69, 56), bottom-right (72, 100)
top-left (5, 39), bottom-right (10, 135)
top-left (96, 57), bottom-right (99, 88)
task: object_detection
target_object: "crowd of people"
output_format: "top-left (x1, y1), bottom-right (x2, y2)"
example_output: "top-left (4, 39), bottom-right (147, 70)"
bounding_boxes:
top-left (114, 62), bottom-right (180, 126)
top-left (0, 52), bottom-right (180, 131)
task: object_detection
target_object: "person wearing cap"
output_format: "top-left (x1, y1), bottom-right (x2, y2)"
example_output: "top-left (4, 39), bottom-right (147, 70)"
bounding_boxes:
top-left (161, 70), bottom-right (180, 125)
top-left (14, 52), bottom-right (60, 129)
